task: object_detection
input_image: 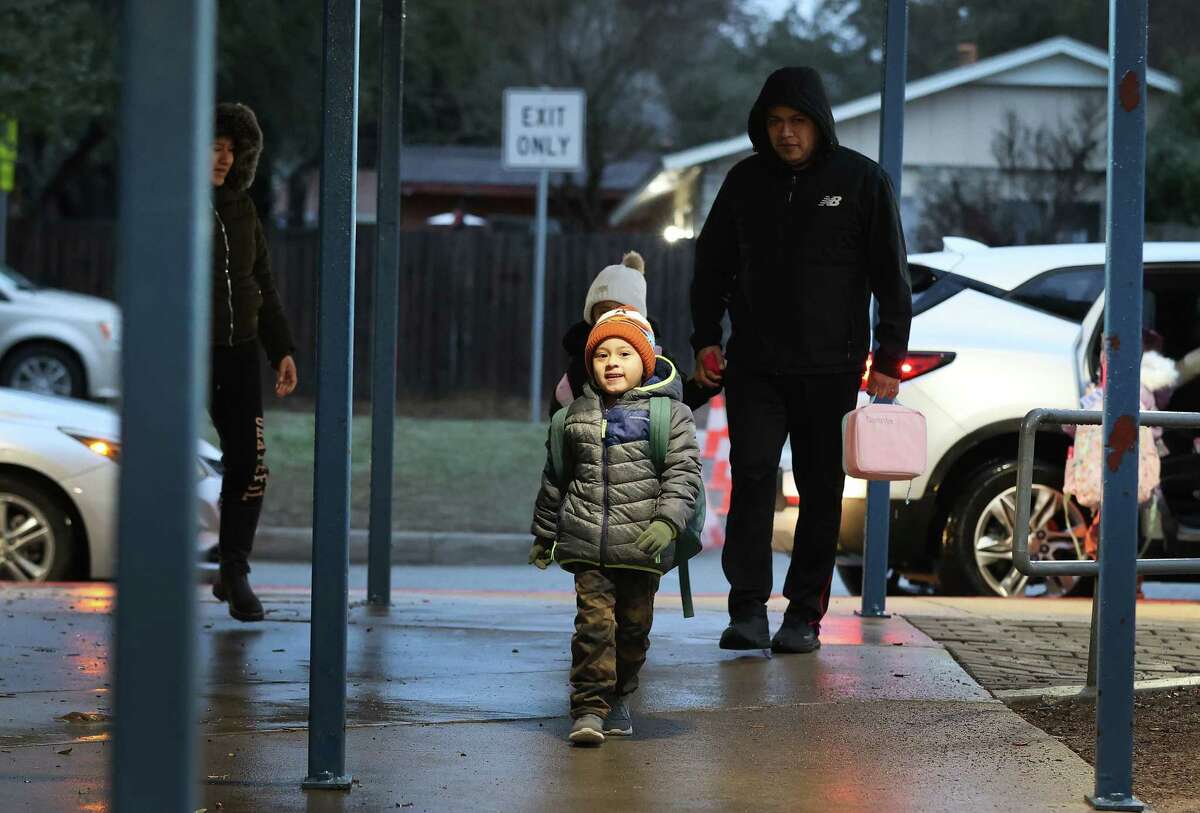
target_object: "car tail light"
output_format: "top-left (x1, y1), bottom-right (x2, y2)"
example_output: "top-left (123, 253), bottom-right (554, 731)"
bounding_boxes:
top-left (860, 352), bottom-right (955, 390)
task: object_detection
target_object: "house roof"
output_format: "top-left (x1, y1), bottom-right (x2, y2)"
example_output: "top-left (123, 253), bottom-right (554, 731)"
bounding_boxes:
top-left (610, 36), bottom-right (1182, 225)
top-left (395, 145), bottom-right (655, 194)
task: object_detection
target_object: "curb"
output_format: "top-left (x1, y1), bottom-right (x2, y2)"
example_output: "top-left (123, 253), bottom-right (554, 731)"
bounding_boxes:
top-left (253, 526), bottom-right (530, 566)
top-left (996, 674), bottom-right (1200, 705)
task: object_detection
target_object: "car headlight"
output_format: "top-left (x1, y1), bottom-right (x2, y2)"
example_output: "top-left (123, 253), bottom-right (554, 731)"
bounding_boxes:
top-left (64, 432), bottom-right (122, 463)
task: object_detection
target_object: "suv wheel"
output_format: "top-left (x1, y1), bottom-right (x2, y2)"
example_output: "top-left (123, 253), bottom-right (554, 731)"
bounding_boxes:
top-left (0, 343), bottom-right (85, 399)
top-left (937, 460), bottom-right (1090, 597)
top-left (0, 475), bottom-right (77, 582)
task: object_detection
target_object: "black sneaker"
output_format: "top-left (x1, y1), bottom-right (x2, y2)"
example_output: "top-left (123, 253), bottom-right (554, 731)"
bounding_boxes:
top-left (719, 612), bottom-right (771, 650)
top-left (770, 617), bottom-right (820, 654)
top-left (603, 698), bottom-right (633, 736)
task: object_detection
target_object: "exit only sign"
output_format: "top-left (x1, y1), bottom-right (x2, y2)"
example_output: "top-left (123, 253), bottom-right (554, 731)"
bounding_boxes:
top-left (502, 88), bottom-right (586, 172)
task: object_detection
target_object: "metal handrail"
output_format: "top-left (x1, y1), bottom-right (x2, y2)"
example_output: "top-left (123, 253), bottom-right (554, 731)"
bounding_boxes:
top-left (1014, 408), bottom-right (1200, 577)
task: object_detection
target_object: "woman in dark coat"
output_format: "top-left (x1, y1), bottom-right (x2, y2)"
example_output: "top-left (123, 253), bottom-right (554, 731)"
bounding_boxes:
top-left (209, 102), bottom-right (297, 621)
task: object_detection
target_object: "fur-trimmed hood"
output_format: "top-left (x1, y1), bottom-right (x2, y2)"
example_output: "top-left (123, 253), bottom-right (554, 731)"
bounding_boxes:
top-left (215, 102), bottom-right (262, 192)
top-left (1142, 349), bottom-right (1180, 393)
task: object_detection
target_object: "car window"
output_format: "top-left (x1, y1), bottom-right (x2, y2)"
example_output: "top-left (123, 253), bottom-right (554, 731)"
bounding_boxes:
top-left (1008, 266), bottom-right (1104, 322)
top-left (0, 267), bottom-right (37, 291)
top-left (909, 264), bottom-right (962, 315)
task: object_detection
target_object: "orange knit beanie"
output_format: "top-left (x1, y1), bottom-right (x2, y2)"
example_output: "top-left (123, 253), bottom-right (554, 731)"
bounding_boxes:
top-left (585, 307), bottom-right (657, 383)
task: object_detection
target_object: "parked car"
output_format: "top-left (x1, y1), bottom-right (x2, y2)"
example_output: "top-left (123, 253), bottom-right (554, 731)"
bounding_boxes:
top-left (774, 239), bottom-right (1200, 597)
top-left (0, 266), bottom-right (121, 400)
top-left (0, 388), bottom-right (221, 581)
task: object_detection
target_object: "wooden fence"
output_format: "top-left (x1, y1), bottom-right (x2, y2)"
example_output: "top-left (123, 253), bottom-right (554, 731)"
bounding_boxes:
top-left (8, 221), bottom-right (698, 401)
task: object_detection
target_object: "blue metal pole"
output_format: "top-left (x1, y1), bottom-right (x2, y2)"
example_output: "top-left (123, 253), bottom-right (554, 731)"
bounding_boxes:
top-left (859, 0), bottom-right (906, 618)
top-left (529, 168), bottom-right (549, 423)
top-left (367, 0), bottom-right (406, 607)
top-left (111, 1), bottom-right (213, 810)
top-left (1089, 1), bottom-right (1148, 809)
top-left (304, 0), bottom-right (360, 791)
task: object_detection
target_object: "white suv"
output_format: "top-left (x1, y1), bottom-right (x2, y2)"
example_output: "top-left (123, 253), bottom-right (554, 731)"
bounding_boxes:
top-left (775, 239), bottom-right (1200, 597)
top-left (0, 266), bottom-right (121, 400)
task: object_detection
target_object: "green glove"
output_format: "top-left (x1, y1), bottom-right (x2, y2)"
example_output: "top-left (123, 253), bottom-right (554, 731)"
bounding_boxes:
top-left (634, 520), bottom-right (675, 557)
top-left (528, 539), bottom-right (553, 570)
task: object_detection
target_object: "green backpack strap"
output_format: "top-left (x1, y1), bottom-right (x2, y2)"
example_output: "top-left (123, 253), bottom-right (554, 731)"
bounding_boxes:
top-left (549, 407), bottom-right (569, 486)
top-left (648, 396), bottom-right (671, 470)
top-left (648, 397), bottom-right (694, 618)
top-left (678, 557), bottom-right (694, 618)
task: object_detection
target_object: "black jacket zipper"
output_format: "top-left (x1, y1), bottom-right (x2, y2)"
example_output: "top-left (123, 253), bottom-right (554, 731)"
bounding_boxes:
top-left (212, 203), bottom-right (234, 346)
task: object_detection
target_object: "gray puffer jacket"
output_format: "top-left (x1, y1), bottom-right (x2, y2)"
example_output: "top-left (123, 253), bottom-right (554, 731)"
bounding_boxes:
top-left (532, 357), bottom-right (703, 575)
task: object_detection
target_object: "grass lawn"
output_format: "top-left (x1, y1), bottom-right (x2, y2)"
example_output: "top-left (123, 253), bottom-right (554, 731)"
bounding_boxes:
top-left (206, 410), bottom-right (549, 532)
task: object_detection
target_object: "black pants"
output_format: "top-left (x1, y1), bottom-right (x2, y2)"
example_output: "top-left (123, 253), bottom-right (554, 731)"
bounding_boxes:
top-left (209, 341), bottom-right (268, 573)
top-left (722, 365), bottom-right (861, 630)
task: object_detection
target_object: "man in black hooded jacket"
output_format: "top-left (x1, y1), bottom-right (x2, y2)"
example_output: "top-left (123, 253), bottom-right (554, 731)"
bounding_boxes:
top-left (691, 67), bottom-right (912, 654)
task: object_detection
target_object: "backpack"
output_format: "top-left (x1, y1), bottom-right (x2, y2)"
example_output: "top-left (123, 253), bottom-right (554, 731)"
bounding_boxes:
top-left (550, 396), bottom-right (706, 618)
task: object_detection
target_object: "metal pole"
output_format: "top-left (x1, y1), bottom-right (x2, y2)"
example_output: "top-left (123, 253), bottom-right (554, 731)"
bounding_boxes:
top-left (304, 0), bottom-right (360, 791)
top-left (111, 1), bottom-right (213, 810)
top-left (367, 0), bottom-right (406, 607)
top-left (1088, 1), bottom-right (1148, 809)
top-left (529, 168), bottom-right (549, 422)
top-left (0, 191), bottom-right (7, 267)
top-left (859, 0), bottom-right (906, 618)
top-left (0, 117), bottom-right (13, 266)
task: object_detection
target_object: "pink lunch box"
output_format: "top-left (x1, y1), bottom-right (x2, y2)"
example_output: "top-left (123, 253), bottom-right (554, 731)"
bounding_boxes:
top-left (842, 403), bottom-right (927, 481)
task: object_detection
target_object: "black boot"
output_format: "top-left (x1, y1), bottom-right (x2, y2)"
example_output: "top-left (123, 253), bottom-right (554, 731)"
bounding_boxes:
top-left (771, 615), bottom-right (820, 654)
top-left (216, 563), bottom-right (264, 622)
top-left (719, 608), bottom-right (771, 650)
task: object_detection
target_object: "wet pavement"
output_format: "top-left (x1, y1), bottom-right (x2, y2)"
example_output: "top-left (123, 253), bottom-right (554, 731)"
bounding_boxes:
top-left (1, 572), bottom-right (1107, 812)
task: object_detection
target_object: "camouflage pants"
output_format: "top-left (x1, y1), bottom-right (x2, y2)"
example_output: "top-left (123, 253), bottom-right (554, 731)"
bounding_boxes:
top-left (570, 567), bottom-right (660, 719)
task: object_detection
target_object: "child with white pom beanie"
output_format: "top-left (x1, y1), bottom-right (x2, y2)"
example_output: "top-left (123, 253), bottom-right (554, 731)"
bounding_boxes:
top-left (551, 251), bottom-right (717, 415)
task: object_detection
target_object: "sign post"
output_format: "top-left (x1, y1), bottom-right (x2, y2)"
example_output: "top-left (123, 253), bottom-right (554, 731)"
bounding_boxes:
top-left (0, 119), bottom-right (16, 266)
top-left (503, 87), bottom-right (585, 422)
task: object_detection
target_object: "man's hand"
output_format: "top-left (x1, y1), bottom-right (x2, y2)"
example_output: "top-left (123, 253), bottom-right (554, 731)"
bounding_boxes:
top-left (694, 346), bottom-right (726, 388)
top-left (275, 355), bottom-right (298, 398)
top-left (528, 539), bottom-right (553, 570)
top-left (866, 369), bottom-right (900, 401)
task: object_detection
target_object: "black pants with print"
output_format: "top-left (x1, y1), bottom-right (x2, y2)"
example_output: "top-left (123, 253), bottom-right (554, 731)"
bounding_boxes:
top-left (570, 567), bottom-right (660, 719)
top-left (209, 341), bottom-right (269, 574)
top-left (721, 365), bottom-right (862, 631)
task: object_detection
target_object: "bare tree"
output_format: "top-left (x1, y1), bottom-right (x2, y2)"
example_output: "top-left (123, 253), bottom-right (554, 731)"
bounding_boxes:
top-left (917, 100), bottom-right (1105, 249)
top-left (482, 0), bottom-right (738, 230)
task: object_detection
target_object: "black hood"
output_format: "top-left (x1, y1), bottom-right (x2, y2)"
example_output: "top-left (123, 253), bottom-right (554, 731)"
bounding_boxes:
top-left (215, 102), bottom-right (263, 192)
top-left (747, 67), bottom-right (838, 167)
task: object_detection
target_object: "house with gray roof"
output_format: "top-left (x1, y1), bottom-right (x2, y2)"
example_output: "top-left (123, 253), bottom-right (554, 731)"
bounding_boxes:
top-left (609, 37), bottom-right (1181, 247)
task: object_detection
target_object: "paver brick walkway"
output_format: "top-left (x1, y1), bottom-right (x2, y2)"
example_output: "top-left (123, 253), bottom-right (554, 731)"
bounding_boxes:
top-left (905, 615), bottom-right (1200, 691)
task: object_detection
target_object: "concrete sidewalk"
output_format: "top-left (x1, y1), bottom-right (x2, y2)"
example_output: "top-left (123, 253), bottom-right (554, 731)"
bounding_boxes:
top-left (1, 586), bottom-right (1100, 812)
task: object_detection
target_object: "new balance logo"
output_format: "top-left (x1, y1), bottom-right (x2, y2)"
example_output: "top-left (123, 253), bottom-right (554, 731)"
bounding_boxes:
top-left (818, 196), bottom-right (843, 207)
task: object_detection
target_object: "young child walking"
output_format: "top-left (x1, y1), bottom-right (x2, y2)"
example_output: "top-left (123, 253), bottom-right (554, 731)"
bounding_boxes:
top-left (530, 307), bottom-right (703, 746)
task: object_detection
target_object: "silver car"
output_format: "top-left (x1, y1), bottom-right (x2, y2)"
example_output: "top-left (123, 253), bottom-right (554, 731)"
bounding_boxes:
top-left (0, 388), bottom-right (221, 581)
top-left (0, 266), bottom-right (121, 400)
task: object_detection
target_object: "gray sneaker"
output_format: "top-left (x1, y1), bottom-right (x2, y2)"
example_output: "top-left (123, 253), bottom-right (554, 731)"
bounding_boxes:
top-left (603, 699), bottom-right (633, 736)
top-left (568, 714), bottom-right (605, 746)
